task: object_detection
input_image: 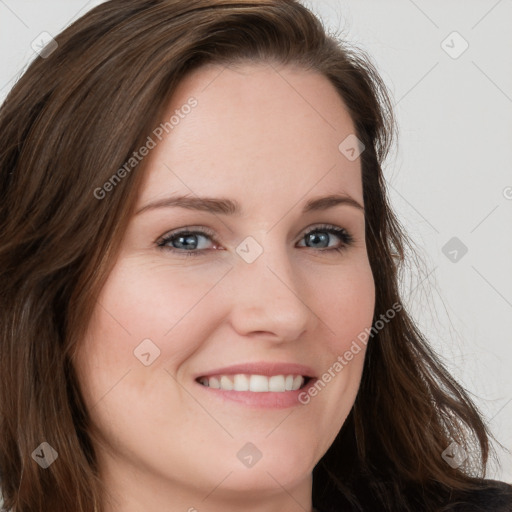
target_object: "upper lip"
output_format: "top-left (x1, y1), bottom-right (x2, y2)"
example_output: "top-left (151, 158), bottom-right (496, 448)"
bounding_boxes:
top-left (195, 362), bottom-right (316, 379)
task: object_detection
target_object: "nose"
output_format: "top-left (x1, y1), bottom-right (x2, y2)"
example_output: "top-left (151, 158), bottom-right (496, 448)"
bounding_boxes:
top-left (225, 244), bottom-right (314, 342)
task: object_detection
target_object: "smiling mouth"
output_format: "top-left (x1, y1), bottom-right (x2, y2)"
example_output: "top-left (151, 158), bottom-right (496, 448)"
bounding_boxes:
top-left (196, 374), bottom-right (313, 392)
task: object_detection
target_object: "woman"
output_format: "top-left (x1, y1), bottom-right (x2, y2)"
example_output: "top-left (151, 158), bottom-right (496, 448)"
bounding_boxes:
top-left (0, 1), bottom-right (510, 511)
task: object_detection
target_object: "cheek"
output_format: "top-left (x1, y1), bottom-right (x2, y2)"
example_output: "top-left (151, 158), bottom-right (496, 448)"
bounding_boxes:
top-left (289, 257), bottom-right (374, 454)
top-left (313, 256), bottom-right (375, 351)
top-left (73, 257), bottom-right (232, 401)
top-left (96, 255), bottom-right (232, 339)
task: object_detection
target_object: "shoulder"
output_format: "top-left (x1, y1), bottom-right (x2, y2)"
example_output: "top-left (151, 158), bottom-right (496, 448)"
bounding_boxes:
top-left (448, 479), bottom-right (512, 511)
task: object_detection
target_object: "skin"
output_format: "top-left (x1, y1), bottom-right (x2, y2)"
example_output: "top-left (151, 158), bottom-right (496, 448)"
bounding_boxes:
top-left (74, 62), bottom-right (375, 512)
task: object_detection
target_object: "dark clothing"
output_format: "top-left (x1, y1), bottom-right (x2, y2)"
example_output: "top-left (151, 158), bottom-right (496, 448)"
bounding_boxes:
top-left (314, 479), bottom-right (512, 512)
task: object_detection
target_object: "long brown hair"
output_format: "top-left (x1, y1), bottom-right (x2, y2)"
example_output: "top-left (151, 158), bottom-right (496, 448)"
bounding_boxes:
top-left (0, 1), bottom-right (508, 511)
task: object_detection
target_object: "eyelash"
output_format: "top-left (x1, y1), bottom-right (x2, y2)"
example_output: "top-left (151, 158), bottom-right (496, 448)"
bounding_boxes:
top-left (156, 224), bottom-right (354, 257)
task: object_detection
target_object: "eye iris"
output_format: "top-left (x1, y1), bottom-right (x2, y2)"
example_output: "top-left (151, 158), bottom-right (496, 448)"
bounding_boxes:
top-left (175, 234), bottom-right (198, 250)
top-left (306, 232), bottom-right (329, 248)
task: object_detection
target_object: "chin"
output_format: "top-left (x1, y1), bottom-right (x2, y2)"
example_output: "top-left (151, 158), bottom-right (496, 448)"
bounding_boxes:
top-left (221, 437), bottom-right (316, 489)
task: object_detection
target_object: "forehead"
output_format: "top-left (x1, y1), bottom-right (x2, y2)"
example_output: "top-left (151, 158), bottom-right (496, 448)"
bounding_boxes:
top-left (137, 62), bottom-right (363, 210)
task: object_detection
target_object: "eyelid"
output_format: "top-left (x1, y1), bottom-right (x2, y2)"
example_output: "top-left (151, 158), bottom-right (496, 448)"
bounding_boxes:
top-left (301, 223), bottom-right (351, 238)
top-left (157, 223), bottom-right (351, 244)
top-left (155, 225), bottom-right (218, 246)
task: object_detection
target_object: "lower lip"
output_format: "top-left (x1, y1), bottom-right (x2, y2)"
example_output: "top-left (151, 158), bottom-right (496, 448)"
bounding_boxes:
top-left (194, 378), bottom-right (318, 409)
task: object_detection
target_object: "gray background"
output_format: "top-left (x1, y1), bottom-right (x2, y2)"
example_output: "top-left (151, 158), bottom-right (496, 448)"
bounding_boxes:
top-left (1, 0), bottom-right (510, 484)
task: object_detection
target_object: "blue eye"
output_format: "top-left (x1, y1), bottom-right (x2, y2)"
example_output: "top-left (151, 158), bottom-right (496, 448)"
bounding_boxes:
top-left (156, 224), bottom-right (354, 257)
top-left (299, 225), bottom-right (354, 252)
top-left (157, 227), bottom-right (218, 256)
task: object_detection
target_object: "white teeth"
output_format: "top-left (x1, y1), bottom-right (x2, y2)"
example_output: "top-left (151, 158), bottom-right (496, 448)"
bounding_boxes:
top-left (250, 375), bottom-right (268, 392)
top-left (198, 374), bottom-right (306, 392)
top-left (209, 376), bottom-right (220, 389)
top-left (234, 374), bottom-right (249, 391)
top-left (269, 375), bottom-right (285, 392)
top-left (220, 375), bottom-right (233, 390)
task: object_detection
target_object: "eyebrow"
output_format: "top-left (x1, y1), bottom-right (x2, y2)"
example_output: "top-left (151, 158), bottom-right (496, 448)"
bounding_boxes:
top-left (135, 193), bottom-right (364, 216)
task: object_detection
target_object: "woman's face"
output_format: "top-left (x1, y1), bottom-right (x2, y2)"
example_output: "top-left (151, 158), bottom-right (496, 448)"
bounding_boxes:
top-left (75, 62), bottom-right (375, 510)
